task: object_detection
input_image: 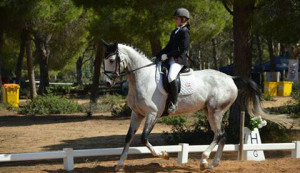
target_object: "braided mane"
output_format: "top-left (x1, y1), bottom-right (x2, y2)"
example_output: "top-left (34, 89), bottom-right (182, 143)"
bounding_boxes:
top-left (120, 43), bottom-right (150, 60)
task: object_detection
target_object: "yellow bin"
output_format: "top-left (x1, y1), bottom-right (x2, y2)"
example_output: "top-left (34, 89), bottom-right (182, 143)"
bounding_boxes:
top-left (277, 81), bottom-right (293, 96)
top-left (2, 84), bottom-right (20, 107)
top-left (264, 82), bottom-right (278, 96)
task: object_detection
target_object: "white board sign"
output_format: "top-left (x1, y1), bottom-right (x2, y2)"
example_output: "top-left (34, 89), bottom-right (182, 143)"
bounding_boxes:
top-left (243, 127), bottom-right (265, 161)
top-left (287, 59), bottom-right (299, 85)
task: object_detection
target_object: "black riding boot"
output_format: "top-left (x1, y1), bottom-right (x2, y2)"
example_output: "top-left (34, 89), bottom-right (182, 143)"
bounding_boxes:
top-left (168, 80), bottom-right (179, 113)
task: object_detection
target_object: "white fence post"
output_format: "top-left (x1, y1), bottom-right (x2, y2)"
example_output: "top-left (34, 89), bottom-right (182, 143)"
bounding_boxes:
top-left (63, 148), bottom-right (74, 171)
top-left (177, 143), bottom-right (189, 164)
top-left (238, 111), bottom-right (245, 160)
top-left (291, 141), bottom-right (300, 158)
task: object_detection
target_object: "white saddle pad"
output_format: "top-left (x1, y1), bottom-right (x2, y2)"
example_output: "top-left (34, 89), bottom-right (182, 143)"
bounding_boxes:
top-left (155, 62), bottom-right (195, 96)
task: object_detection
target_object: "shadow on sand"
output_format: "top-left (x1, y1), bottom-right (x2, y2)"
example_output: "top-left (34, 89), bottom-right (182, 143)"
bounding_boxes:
top-left (0, 114), bottom-right (129, 127)
top-left (44, 162), bottom-right (198, 173)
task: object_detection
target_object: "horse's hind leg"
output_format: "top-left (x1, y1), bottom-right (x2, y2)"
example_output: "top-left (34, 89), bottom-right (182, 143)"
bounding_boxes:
top-left (115, 111), bottom-right (143, 171)
top-left (141, 112), bottom-right (169, 159)
top-left (208, 124), bottom-right (226, 169)
top-left (200, 108), bottom-right (225, 170)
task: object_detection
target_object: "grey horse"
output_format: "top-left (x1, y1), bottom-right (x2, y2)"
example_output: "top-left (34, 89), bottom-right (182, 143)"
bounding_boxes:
top-left (102, 43), bottom-right (284, 171)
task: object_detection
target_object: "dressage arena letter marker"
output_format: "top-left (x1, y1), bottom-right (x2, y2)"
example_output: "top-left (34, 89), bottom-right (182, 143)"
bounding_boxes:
top-left (243, 127), bottom-right (265, 161)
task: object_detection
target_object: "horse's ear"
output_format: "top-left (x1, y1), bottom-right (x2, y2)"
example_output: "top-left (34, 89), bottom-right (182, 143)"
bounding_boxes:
top-left (101, 39), bottom-right (109, 47)
top-left (113, 42), bottom-right (118, 47)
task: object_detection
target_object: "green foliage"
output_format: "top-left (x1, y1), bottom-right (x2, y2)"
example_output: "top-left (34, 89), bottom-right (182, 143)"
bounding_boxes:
top-left (111, 102), bottom-right (131, 117)
top-left (163, 110), bottom-right (214, 145)
top-left (248, 119), bottom-right (261, 131)
top-left (267, 83), bottom-right (300, 118)
top-left (262, 93), bottom-right (275, 101)
top-left (19, 95), bottom-right (83, 115)
top-left (163, 109), bottom-right (291, 144)
top-left (191, 0), bottom-right (232, 42)
top-left (292, 83), bottom-right (300, 104)
top-left (46, 85), bottom-right (73, 95)
top-left (159, 115), bottom-right (187, 126)
top-left (268, 105), bottom-right (300, 119)
top-left (260, 121), bottom-right (290, 143)
top-left (101, 94), bottom-right (125, 109)
top-left (87, 94), bottom-right (126, 114)
top-left (254, 0), bottom-right (300, 44)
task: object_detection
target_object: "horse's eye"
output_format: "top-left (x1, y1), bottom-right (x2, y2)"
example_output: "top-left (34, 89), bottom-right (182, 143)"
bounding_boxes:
top-left (109, 59), bottom-right (115, 63)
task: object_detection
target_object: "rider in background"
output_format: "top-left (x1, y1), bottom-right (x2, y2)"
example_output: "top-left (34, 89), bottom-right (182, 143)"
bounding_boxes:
top-left (152, 8), bottom-right (190, 113)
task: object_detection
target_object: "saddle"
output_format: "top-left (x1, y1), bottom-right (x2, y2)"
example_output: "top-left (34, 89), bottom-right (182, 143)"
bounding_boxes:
top-left (161, 64), bottom-right (190, 94)
top-left (160, 63), bottom-right (193, 116)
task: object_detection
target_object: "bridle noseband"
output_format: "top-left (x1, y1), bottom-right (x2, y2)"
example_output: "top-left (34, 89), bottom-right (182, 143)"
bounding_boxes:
top-left (103, 49), bottom-right (125, 81)
top-left (104, 47), bottom-right (156, 81)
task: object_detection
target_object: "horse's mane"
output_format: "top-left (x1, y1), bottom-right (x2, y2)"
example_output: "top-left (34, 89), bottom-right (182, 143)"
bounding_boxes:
top-left (119, 43), bottom-right (150, 60)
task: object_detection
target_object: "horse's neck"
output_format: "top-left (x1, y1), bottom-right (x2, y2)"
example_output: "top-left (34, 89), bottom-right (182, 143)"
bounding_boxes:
top-left (120, 44), bottom-right (155, 92)
top-left (120, 44), bottom-right (151, 72)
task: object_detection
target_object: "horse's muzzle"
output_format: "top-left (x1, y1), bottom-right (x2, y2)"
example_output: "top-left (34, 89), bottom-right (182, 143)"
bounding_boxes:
top-left (105, 82), bottom-right (112, 88)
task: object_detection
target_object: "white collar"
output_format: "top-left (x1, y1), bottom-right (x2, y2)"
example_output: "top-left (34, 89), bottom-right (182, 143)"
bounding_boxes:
top-left (175, 26), bottom-right (181, 34)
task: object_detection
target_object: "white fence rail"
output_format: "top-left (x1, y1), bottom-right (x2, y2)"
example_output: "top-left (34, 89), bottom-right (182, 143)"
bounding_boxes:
top-left (0, 141), bottom-right (299, 171)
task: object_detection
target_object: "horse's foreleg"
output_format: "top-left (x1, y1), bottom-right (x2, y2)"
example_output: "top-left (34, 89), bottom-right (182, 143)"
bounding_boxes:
top-left (115, 112), bottom-right (143, 171)
top-left (141, 112), bottom-right (169, 159)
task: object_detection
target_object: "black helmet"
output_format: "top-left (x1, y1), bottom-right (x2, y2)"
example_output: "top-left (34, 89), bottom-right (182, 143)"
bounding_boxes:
top-left (174, 8), bottom-right (190, 19)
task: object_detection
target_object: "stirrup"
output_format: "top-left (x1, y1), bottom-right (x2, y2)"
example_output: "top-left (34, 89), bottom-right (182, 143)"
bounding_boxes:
top-left (167, 102), bottom-right (178, 113)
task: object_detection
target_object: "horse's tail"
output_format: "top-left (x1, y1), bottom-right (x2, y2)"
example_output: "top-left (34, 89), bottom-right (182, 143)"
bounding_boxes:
top-left (232, 76), bottom-right (291, 127)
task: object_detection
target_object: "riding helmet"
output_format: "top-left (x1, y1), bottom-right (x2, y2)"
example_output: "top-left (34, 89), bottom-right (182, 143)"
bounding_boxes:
top-left (174, 8), bottom-right (190, 19)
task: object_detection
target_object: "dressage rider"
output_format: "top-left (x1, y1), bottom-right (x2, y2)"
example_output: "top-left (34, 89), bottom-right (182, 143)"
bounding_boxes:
top-left (152, 8), bottom-right (190, 113)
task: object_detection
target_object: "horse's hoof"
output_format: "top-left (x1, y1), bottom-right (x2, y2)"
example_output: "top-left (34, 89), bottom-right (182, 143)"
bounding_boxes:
top-left (200, 163), bottom-right (208, 170)
top-left (162, 151), bottom-right (169, 160)
top-left (114, 165), bottom-right (124, 172)
top-left (208, 164), bottom-right (214, 170)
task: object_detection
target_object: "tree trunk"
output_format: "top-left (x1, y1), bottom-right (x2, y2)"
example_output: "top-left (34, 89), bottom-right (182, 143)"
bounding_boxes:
top-left (232, 0), bottom-right (255, 77)
top-left (15, 29), bottom-right (27, 84)
top-left (90, 43), bottom-right (103, 104)
top-left (34, 32), bottom-right (51, 95)
top-left (256, 32), bottom-right (264, 91)
top-left (280, 44), bottom-right (285, 56)
top-left (212, 38), bottom-right (218, 70)
top-left (26, 37), bottom-right (37, 99)
top-left (0, 30), bottom-right (3, 102)
top-left (228, 0), bottom-right (255, 143)
top-left (150, 37), bottom-right (162, 56)
top-left (268, 38), bottom-right (275, 72)
top-left (76, 56), bottom-right (83, 86)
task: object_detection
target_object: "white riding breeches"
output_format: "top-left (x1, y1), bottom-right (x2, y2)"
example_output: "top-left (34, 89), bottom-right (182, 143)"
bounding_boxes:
top-left (168, 57), bottom-right (183, 83)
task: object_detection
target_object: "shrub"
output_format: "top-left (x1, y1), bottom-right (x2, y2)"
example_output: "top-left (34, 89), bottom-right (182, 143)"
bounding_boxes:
top-left (101, 94), bottom-right (125, 109)
top-left (46, 85), bottom-right (73, 95)
top-left (260, 121), bottom-right (290, 143)
top-left (268, 105), bottom-right (300, 118)
top-left (292, 83), bottom-right (300, 104)
top-left (159, 115), bottom-right (187, 126)
top-left (19, 95), bottom-right (84, 115)
top-left (163, 109), bottom-right (291, 144)
top-left (163, 111), bottom-right (214, 145)
top-left (86, 94), bottom-right (126, 114)
top-left (262, 93), bottom-right (275, 101)
top-left (111, 103), bottom-right (131, 117)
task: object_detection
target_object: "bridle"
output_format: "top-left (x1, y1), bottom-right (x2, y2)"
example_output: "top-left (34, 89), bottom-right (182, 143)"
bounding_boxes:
top-left (103, 47), bottom-right (156, 81)
top-left (103, 49), bottom-right (124, 81)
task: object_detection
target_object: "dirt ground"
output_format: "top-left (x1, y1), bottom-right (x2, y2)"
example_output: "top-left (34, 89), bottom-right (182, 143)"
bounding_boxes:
top-left (1, 97), bottom-right (299, 173)
top-left (261, 96), bottom-right (296, 108)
